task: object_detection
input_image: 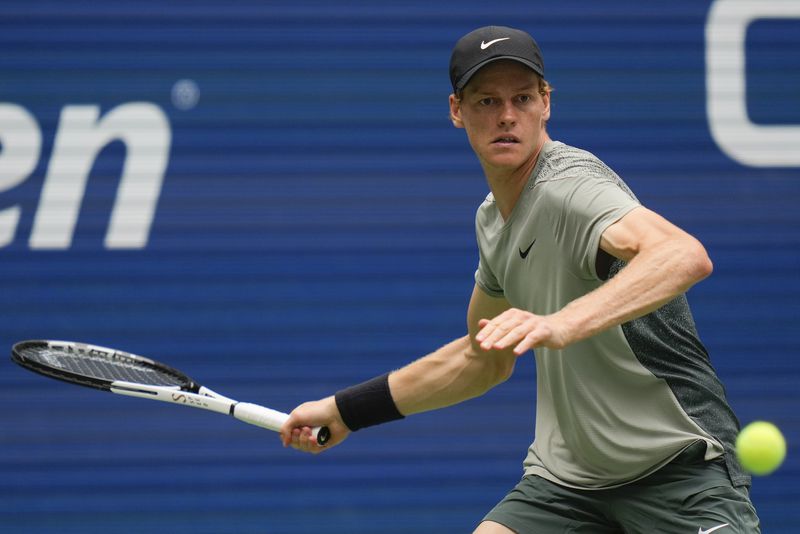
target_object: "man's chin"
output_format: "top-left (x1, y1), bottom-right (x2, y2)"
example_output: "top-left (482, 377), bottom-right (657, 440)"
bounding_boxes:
top-left (484, 153), bottom-right (529, 170)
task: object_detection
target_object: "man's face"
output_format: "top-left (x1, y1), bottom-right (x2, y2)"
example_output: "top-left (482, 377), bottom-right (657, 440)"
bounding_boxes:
top-left (450, 60), bottom-right (550, 175)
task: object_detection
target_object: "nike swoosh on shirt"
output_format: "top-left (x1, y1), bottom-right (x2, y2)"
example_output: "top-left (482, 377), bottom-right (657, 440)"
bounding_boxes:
top-left (698, 524), bottom-right (730, 534)
top-left (480, 38), bottom-right (510, 50)
top-left (519, 239), bottom-right (536, 259)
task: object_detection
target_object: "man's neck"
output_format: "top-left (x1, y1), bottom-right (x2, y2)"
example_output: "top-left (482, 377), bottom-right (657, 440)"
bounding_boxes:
top-left (485, 134), bottom-right (550, 221)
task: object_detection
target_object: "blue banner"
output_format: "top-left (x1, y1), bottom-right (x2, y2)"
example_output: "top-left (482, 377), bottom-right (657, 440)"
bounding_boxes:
top-left (1, 1), bottom-right (797, 532)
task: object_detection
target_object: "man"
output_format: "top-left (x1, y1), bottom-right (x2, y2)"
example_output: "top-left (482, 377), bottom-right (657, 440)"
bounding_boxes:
top-left (280, 26), bottom-right (760, 533)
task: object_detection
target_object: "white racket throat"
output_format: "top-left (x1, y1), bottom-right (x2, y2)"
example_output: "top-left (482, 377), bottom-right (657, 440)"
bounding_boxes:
top-left (110, 381), bottom-right (233, 415)
top-left (110, 380), bottom-right (324, 440)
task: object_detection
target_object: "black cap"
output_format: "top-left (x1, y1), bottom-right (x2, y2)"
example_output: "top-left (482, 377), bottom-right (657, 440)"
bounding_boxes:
top-left (449, 26), bottom-right (545, 92)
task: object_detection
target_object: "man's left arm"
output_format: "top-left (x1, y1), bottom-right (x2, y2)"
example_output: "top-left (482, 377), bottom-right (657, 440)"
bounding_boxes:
top-left (475, 206), bottom-right (713, 354)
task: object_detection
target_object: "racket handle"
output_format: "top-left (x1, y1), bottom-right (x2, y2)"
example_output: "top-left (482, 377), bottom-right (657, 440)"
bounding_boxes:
top-left (233, 402), bottom-right (330, 445)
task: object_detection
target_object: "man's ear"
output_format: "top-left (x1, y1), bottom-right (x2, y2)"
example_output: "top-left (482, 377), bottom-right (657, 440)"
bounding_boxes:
top-left (449, 94), bottom-right (464, 128)
top-left (541, 91), bottom-right (551, 124)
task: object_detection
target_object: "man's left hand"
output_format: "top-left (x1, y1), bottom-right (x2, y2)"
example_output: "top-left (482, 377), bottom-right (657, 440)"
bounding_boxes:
top-left (475, 308), bottom-right (570, 355)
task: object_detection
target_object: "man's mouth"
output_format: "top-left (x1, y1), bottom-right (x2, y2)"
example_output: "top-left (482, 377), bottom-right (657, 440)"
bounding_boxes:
top-left (492, 135), bottom-right (520, 145)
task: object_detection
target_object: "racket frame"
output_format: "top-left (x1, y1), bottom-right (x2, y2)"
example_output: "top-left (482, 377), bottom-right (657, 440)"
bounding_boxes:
top-left (12, 340), bottom-right (194, 392)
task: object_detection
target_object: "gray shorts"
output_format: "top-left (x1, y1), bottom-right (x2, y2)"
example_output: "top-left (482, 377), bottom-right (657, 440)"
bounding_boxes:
top-left (483, 442), bottom-right (760, 533)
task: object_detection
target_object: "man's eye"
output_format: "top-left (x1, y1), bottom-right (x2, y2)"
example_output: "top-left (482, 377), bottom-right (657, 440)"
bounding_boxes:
top-left (517, 95), bottom-right (532, 104)
top-left (479, 98), bottom-right (494, 106)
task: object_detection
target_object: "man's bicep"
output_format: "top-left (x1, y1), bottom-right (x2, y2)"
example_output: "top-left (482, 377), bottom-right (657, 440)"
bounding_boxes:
top-left (599, 206), bottom-right (690, 262)
top-left (467, 284), bottom-right (511, 343)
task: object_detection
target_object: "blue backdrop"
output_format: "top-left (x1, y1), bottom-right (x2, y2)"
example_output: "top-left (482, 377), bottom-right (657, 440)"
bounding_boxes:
top-left (1, 1), bottom-right (798, 532)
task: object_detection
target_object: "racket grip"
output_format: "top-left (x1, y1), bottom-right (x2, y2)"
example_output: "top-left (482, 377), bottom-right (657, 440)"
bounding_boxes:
top-left (233, 402), bottom-right (330, 445)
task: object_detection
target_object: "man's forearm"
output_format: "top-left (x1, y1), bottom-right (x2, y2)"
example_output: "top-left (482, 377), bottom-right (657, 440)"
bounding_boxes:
top-left (555, 236), bottom-right (713, 346)
top-left (388, 335), bottom-right (516, 416)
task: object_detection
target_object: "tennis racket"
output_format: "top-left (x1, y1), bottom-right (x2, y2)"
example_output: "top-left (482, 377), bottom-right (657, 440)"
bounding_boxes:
top-left (10, 340), bottom-right (330, 445)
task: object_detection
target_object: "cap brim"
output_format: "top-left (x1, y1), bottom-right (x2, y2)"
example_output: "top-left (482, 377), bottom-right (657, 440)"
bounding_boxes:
top-left (455, 56), bottom-right (544, 92)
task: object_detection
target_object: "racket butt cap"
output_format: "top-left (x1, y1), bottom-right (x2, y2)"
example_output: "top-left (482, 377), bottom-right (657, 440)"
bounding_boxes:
top-left (316, 426), bottom-right (331, 446)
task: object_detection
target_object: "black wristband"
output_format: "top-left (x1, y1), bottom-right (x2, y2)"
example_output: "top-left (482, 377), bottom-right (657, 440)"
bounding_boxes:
top-left (335, 372), bottom-right (405, 431)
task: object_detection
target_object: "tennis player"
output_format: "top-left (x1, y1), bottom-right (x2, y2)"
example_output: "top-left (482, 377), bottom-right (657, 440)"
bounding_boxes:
top-left (281, 26), bottom-right (760, 533)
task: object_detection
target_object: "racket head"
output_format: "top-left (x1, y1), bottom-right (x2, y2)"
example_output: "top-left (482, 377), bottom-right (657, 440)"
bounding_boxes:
top-left (11, 340), bottom-right (198, 392)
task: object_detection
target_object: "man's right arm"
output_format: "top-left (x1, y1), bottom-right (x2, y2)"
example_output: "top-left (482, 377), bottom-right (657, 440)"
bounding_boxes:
top-left (280, 284), bottom-right (516, 453)
top-left (389, 284), bottom-right (516, 415)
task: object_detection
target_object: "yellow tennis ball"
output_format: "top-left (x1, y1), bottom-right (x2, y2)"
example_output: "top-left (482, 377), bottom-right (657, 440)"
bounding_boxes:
top-left (736, 421), bottom-right (787, 476)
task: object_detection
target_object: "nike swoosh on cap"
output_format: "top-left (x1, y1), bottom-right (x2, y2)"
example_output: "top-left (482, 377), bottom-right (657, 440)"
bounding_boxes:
top-left (480, 37), bottom-right (511, 50)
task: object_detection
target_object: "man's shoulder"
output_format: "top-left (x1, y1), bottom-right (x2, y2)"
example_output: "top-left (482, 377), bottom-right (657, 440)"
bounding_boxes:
top-left (475, 191), bottom-right (497, 226)
top-left (536, 141), bottom-right (618, 185)
top-left (535, 141), bottom-right (637, 201)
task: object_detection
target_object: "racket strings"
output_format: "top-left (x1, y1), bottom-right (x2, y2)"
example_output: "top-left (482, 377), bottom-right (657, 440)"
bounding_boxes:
top-left (20, 347), bottom-right (185, 387)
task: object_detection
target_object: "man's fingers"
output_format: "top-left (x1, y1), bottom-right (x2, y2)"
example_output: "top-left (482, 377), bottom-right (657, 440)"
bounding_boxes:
top-left (280, 417), bottom-right (297, 447)
top-left (514, 321), bottom-right (561, 354)
top-left (476, 310), bottom-right (514, 342)
top-left (477, 311), bottom-right (522, 348)
top-left (513, 331), bottom-right (542, 355)
top-left (483, 313), bottom-right (535, 350)
top-left (480, 321), bottom-right (515, 349)
top-left (281, 397), bottom-right (344, 454)
top-left (476, 309), bottom-right (561, 353)
top-left (493, 322), bottom-right (535, 350)
top-left (287, 426), bottom-right (318, 453)
top-left (475, 320), bottom-right (496, 343)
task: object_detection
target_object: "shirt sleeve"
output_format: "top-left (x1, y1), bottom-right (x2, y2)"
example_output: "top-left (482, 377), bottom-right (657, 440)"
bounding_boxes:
top-left (551, 173), bottom-right (640, 280)
top-left (474, 260), bottom-right (504, 297)
top-left (474, 201), bottom-right (505, 297)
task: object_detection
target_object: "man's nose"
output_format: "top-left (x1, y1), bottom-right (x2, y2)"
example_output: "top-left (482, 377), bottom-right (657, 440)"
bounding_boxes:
top-left (499, 101), bottom-right (517, 127)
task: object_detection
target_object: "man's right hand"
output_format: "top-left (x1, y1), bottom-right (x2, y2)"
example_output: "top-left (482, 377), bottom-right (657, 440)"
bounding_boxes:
top-left (280, 396), bottom-right (351, 454)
